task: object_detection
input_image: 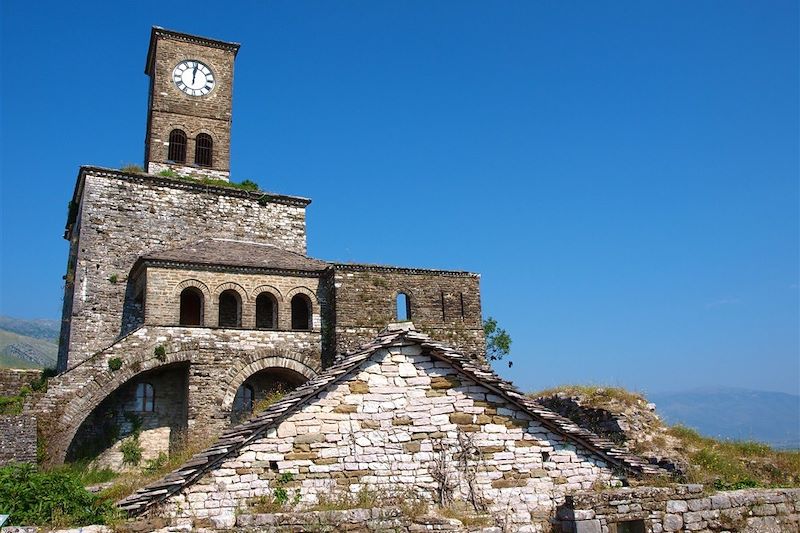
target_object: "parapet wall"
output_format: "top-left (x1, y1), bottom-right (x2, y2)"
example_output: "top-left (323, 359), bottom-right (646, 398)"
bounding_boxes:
top-left (0, 369), bottom-right (42, 396)
top-left (0, 415), bottom-right (37, 465)
top-left (556, 484), bottom-right (800, 532)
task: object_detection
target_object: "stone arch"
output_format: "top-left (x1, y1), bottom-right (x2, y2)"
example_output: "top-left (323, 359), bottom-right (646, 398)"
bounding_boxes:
top-left (174, 279), bottom-right (211, 299)
top-left (286, 285), bottom-right (318, 304)
top-left (46, 348), bottom-right (195, 466)
top-left (250, 284), bottom-right (284, 302)
top-left (213, 282), bottom-right (248, 303)
top-left (220, 352), bottom-right (318, 410)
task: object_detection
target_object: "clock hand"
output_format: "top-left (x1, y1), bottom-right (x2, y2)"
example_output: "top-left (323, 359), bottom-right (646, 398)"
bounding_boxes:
top-left (192, 64), bottom-right (198, 84)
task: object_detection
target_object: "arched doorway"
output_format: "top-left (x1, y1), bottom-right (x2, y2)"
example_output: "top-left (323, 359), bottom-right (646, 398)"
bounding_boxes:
top-left (230, 367), bottom-right (307, 423)
top-left (65, 362), bottom-right (189, 466)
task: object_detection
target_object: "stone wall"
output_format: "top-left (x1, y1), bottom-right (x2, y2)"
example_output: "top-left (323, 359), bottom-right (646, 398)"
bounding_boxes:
top-left (59, 168), bottom-right (310, 369)
top-left (37, 325), bottom-right (321, 465)
top-left (141, 266), bottom-right (326, 331)
top-left (160, 344), bottom-right (623, 531)
top-left (332, 265), bottom-right (484, 358)
top-left (0, 369), bottom-right (42, 396)
top-left (0, 415), bottom-right (37, 465)
top-left (556, 485), bottom-right (800, 532)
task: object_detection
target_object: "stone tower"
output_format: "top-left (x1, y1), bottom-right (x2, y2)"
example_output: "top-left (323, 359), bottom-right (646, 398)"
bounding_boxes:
top-left (43, 27), bottom-right (484, 468)
top-left (144, 27), bottom-right (239, 181)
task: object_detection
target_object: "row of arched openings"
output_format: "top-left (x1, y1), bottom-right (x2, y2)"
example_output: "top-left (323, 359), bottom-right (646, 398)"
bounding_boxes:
top-left (179, 288), bottom-right (312, 330)
top-left (168, 129), bottom-right (213, 167)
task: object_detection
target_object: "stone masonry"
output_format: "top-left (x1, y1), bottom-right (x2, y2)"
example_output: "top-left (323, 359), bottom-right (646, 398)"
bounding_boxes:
top-left (556, 484), bottom-right (800, 533)
top-left (119, 326), bottom-right (662, 531)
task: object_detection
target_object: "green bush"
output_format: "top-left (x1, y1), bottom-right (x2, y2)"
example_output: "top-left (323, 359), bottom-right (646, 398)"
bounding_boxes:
top-left (239, 179), bottom-right (259, 191)
top-left (0, 463), bottom-right (117, 526)
top-left (120, 438), bottom-right (142, 466)
top-left (107, 358), bottom-right (122, 371)
top-left (154, 345), bottom-right (167, 361)
top-left (158, 168), bottom-right (178, 177)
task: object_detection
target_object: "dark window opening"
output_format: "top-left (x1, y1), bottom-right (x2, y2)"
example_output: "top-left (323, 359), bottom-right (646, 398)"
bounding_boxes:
top-left (256, 292), bottom-right (277, 329)
top-left (396, 292), bottom-right (411, 321)
top-left (460, 293), bottom-right (466, 319)
top-left (179, 287), bottom-right (203, 326)
top-left (167, 129), bottom-right (187, 163)
top-left (218, 289), bottom-right (241, 328)
top-left (440, 291), bottom-right (446, 321)
top-left (542, 451), bottom-right (550, 462)
top-left (291, 294), bottom-right (312, 330)
top-left (233, 383), bottom-right (254, 414)
top-left (134, 290), bottom-right (145, 324)
top-left (136, 382), bottom-right (155, 412)
top-left (195, 133), bottom-right (213, 167)
top-left (612, 520), bottom-right (645, 533)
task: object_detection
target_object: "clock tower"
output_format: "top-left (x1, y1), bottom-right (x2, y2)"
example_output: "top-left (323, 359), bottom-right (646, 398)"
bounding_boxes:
top-left (144, 27), bottom-right (240, 181)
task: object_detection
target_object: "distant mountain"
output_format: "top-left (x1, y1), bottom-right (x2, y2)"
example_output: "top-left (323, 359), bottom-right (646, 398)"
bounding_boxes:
top-left (649, 387), bottom-right (800, 450)
top-left (0, 316), bottom-right (59, 368)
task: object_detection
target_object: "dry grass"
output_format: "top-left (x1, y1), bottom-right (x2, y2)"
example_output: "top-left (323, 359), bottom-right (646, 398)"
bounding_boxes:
top-left (530, 384), bottom-right (646, 410)
top-left (668, 425), bottom-right (800, 489)
top-left (437, 501), bottom-right (493, 527)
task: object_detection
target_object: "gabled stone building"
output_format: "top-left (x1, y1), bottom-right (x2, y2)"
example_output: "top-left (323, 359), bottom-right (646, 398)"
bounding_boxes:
top-left (35, 27), bottom-right (484, 466)
top-left (118, 325), bottom-right (660, 531)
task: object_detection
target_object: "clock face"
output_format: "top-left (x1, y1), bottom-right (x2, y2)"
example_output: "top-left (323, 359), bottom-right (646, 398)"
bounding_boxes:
top-left (172, 60), bottom-right (215, 96)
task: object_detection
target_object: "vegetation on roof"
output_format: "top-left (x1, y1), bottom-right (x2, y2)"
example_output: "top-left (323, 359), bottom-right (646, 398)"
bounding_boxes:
top-left (530, 384), bottom-right (647, 410)
top-left (115, 164), bottom-right (263, 193)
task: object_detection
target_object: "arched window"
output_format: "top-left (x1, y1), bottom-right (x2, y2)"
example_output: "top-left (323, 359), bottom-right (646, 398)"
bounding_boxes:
top-left (195, 133), bottom-right (213, 167)
top-left (218, 289), bottom-right (241, 328)
top-left (167, 129), bottom-right (187, 163)
top-left (233, 383), bottom-right (254, 414)
top-left (256, 292), bottom-right (277, 330)
top-left (135, 382), bottom-right (154, 412)
top-left (290, 294), bottom-right (311, 330)
top-left (396, 292), bottom-right (411, 321)
top-left (179, 287), bottom-right (203, 326)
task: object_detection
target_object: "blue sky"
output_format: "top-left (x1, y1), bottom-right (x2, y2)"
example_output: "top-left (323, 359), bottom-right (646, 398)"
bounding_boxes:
top-left (1, 1), bottom-right (797, 395)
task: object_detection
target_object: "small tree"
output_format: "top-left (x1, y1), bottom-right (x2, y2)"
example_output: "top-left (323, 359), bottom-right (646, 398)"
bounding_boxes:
top-left (483, 317), bottom-right (512, 368)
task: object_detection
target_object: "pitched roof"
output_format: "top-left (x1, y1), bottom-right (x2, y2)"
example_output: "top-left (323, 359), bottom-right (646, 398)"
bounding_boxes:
top-left (138, 238), bottom-right (330, 274)
top-left (117, 325), bottom-right (663, 515)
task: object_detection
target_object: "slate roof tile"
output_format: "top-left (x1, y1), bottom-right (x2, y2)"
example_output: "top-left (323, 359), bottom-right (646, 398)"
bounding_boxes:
top-left (140, 238), bottom-right (330, 273)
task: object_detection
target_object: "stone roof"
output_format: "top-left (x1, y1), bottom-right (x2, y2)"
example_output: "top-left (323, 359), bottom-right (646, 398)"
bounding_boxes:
top-left (138, 238), bottom-right (330, 274)
top-left (117, 325), bottom-right (663, 516)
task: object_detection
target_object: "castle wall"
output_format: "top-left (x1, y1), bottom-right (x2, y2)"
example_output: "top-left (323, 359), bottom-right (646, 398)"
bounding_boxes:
top-left (557, 485), bottom-right (800, 533)
top-left (0, 368), bottom-right (42, 396)
top-left (332, 265), bottom-right (484, 358)
top-left (60, 169), bottom-right (309, 368)
top-left (161, 345), bottom-right (622, 531)
top-left (141, 266), bottom-right (325, 331)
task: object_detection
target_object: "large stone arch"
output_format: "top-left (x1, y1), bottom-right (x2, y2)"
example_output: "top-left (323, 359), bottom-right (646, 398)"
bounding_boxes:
top-left (220, 352), bottom-right (319, 410)
top-left (42, 346), bottom-right (196, 466)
